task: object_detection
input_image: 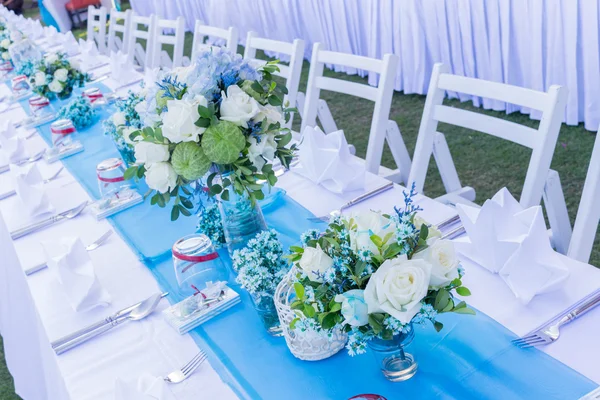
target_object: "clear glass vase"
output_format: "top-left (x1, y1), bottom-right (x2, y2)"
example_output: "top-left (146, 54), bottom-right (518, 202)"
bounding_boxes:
top-left (367, 324), bottom-right (417, 382)
top-left (217, 187), bottom-right (267, 257)
top-left (250, 290), bottom-right (283, 337)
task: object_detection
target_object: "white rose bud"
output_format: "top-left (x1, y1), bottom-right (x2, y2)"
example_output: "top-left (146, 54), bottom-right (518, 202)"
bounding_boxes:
top-left (219, 85), bottom-right (259, 128)
top-left (0, 39), bottom-right (10, 49)
top-left (349, 210), bottom-right (395, 256)
top-left (34, 71), bottom-right (46, 86)
top-left (161, 98), bottom-right (206, 143)
top-left (253, 103), bottom-right (284, 126)
top-left (44, 53), bottom-right (58, 64)
top-left (53, 68), bottom-right (68, 82)
top-left (121, 126), bottom-right (141, 146)
top-left (1, 52), bottom-right (9, 60)
top-left (112, 111), bottom-right (126, 127)
top-left (298, 244), bottom-right (333, 283)
top-left (413, 214), bottom-right (442, 239)
top-left (413, 238), bottom-right (460, 288)
top-left (48, 79), bottom-right (63, 93)
top-left (145, 162), bottom-right (177, 194)
top-left (134, 141), bottom-right (170, 164)
top-left (364, 255), bottom-right (432, 324)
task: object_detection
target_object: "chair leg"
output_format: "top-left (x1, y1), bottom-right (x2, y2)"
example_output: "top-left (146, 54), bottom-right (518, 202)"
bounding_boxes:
top-left (67, 9), bottom-right (76, 28)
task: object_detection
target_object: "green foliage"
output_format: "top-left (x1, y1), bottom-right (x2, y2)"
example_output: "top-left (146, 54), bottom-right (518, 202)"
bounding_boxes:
top-left (202, 121), bottom-right (246, 164)
top-left (171, 142), bottom-right (211, 180)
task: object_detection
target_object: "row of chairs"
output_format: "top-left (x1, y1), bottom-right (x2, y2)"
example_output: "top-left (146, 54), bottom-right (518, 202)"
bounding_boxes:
top-left (85, 7), bottom-right (599, 265)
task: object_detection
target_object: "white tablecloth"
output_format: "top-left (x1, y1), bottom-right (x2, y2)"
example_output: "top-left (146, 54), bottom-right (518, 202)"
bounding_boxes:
top-left (130, 0), bottom-right (600, 131)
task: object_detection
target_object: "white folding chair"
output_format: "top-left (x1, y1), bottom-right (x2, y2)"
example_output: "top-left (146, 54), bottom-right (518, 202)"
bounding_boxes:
top-left (301, 43), bottom-right (411, 184)
top-left (408, 63), bottom-right (571, 253)
top-left (183, 21), bottom-right (238, 66)
top-left (125, 14), bottom-right (156, 70)
top-left (107, 8), bottom-right (132, 54)
top-left (148, 16), bottom-right (186, 70)
top-left (86, 6), bottom-right (108, 54)
top-left (568, 129), bottom-right (600, 263)
top-left (243, 31), bottom-right (305, 129)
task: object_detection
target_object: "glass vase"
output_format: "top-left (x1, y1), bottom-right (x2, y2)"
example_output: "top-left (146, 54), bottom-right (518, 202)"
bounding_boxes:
top-left (217, 188), bottom-right (267, 257)
top-left (367, 324), bottom-right (417, 382)
top-left (250, 290), bottom-right (283, 337)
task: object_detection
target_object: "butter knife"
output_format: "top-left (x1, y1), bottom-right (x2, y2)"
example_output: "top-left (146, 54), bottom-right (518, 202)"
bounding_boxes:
top-left (10, 201), bottom-right (88, 240)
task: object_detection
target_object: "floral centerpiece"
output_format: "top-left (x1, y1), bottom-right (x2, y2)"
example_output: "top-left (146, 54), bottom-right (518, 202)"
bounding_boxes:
top-left (29, 52), bottom-right (89, 99)
top-left (0, 30), bottom-right (13, 63)
top-left (284, 186), bottom-right (473, 377)
top-left (124, 48), bottom-right (296, 230)
top-left (196, 203), bottom-right (226, 248)
top-left (232, 229), bottom-right (289, 336)
top-left (14, 59), bottom-right (34, 77)
top-left (57, 95), bottom-right (96, 129)
top-left (103, 91), bottom-right (145, 166)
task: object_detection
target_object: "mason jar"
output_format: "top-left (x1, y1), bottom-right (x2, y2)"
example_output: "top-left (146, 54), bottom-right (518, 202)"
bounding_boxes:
top-left (50, 118), bottom-right (75, 147)
top-left (96, 157), bottom-right (133, 199)
top-left (28, 95), bottom-right (54, 119)
top-left (11, 74), bottom-right (30, 96)
top-left (82, 87), bottom-right (106, 107)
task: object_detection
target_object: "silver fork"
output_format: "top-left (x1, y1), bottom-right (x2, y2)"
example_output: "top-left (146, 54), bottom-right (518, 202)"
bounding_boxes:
top-left (164, 351), bottom-right (208, 384)
top-left (307, 182), bottom-right (394, 223)
top-left (512, 291), bottom-right (600, 348)
top-left (25, 230), bottom-right (113, 276)
top-left (0, 166), bottom-right (64, 201)
top-left (0, 149), bottom-right (46, 174)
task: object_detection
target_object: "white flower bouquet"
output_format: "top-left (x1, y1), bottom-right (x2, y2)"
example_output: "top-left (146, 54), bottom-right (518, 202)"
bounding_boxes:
top-left (287, 185), bottom-right (474, 356)
top-left (124, 48), bottom-right (296, 220)
top-left (29, 52), bottom-right (89, 99)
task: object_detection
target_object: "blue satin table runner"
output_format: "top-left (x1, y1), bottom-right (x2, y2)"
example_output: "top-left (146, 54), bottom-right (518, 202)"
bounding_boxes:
top-left (21, 83), bottom-right (596, 399)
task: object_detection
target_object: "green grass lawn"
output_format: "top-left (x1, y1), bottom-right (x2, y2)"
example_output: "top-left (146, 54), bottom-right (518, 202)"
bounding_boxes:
top-left (1, 5), bottom-right (598, 398)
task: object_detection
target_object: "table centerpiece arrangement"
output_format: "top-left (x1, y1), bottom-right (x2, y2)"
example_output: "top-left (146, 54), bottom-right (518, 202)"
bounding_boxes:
top-left (124, 48), bottom-right (296, 253)
top-left (29, 52), bottom-right (89, 100)
top-left (57, 95), bottom-right (97, 129)
top-left (103, 91), bottom-right (145, 167)
top-left (278, 186), bottom-right (474, 379)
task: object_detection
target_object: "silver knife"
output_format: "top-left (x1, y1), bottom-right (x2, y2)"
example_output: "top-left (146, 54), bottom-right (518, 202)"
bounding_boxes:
top-left (10, 201), bottom-right (87, 240)
top-left (111, 78), bottom-right (143, 93)
top-left (51, 292), bottom-right (169, 349)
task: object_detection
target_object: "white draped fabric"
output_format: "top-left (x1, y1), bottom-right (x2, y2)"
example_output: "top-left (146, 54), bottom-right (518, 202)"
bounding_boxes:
top-left (130, 0), bottom-right (600, 131)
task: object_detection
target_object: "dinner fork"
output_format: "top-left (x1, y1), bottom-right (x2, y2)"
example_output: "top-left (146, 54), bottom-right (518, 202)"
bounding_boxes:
top-left (0, 166), bottom-right (64, 201)
top-left (0, 149), bottom-right (46, 174)
top-left (308, 182), bottom-right (394, 223)
top-left (24, 230), bottom-right (113, 276)
top-left (512, 291), bottom-right (600, 348)
top-left (164, 351), bottom-right (208, 384)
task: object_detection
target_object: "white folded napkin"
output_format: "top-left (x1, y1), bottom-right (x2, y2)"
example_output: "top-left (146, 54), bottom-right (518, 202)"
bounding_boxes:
top-left (143, 67), bottom-right (160, 88)
top-left (29, 21), bottom-right (45, 40)
top-left (78, 38), bottom-right (100, 71)
top-left (41, 237), bottom-right (111, 312)
top-left (45, 26), bottom-right (61, 47)
top-left (0, 121), bottom-right (27, 164)
top-left (11, 163), bottom-right (55, 217)
top-left (455, 187), bottom-right (570, 304)
top-left (114, 374), bottom-right (175, 400)
top-left (292, 126), bottom-right (365, 193)
top-left (499, 207), bottom-right (570, 304)
top-left (110, 50), bottom-right (135, 84)
top-left (62, 31), bottom-right (80, 56)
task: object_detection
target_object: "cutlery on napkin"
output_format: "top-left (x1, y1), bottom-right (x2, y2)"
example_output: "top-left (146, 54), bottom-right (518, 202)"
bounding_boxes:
top-left (10, 163), bottom-right (55, 217)
top-left (292, 126), bottom-right (365, 193)
top-left (110, 50), bottom-right (136, 84)
top-left (115, 374), bottom-right (175, 400)
top-left (41, 237), bottom-right (111, 312)
top-left (455, 188), bottom-right (570, 304)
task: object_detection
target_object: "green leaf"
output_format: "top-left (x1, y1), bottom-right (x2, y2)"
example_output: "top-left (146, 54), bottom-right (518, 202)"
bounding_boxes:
top-left (368, 314), bottom-right (385, 335)
top-left (156, 193), bottom-right (166, 207)
top-left (420, 224), bottom-right (429, 240)
top-left (433, 321), bottom-right (444, 332)
top-left (321, 313), bottom-right (338, 330)
top-left (456, 287), bottom-right (472, 296)
top-left (329, 302), bottom-right (341, 313)
top-left (290, 246), bottom-right (304, 253)
top-left (220, 189), bottom-right (229, 201)
top-left (370, 234), bottom-right (383, 248)
top-left (171, 142), bottom-right (211, 181)
top-left (453, 307), bottom-right (476, 315)
top-left (179, 205), bottom-right (191, 217)
top-left (136, 165), bottom-right (146, 179)
top-left (434, 289), bottom-right (451, 312)
top-left (197, 104), bottom-right (213, 119)
top-left (293, 282), bottom-right (305, 300)
top-left (290, 317), bottom-right (300, 329)
top-left (123, 166), bottom-right (138, 181)
top-left (303, 304), bottom-right (316, 318)
top-left (251, 81), bottom-right (264, 94)
top-left (354, 260), bottom-right (366, 277)
top-left (154, 127), bottom-right (164, 142)
top-left (195, 117), bottom-right (211, 128)
top-left (267, 95), bottom-right (282, 107)
top-left (170, 205), bottom-right (180, 221)
top-left (201, 121), bottom-right (246, 164)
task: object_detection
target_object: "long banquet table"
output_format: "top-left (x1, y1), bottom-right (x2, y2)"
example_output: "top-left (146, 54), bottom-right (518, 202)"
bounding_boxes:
top-left (1, 66), bottom-right (600, 399)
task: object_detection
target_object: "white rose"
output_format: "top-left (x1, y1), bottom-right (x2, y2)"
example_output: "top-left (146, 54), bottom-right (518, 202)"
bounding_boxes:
top-left (0, 39), bottom-right (10, 49)
top-left (219, 85), bottom-right (259, 128)
top-left (121, 126), bottom-right (140, 146)
top-left (134, 141), bottom-right (170, 164)
top-left (162, 98), bottom-right (206, 143)
top-left (53, 68), bottom-right (68, 82)
top-left (413, 214), bottom-right (442, 239)
top-left (413, 239), bottom-right (460, 288)
top-left (145, 162), bottom-right (177, 194)
top-left (34, 71), bottom-right (46, 86)
top-left (364, 255), bottom-right (432, 324)
top-left (112, 111), bottom-right (126, 127)
top-left (1, 52), bottom-right (9, 60)
top-left (298, 244), bottom-right (333, 283)
top-left (48, 79), bottom-right (63, 93)
top-left (349, 210), bottom-right (395, 256)
top-left (248, 132), bottom-right (276, 170)
top-left (253, 103), bottom-right (284, 126)
top-left (9, 31), bottom-right (21, 42)
top-left (44, 53), bottom-right (58, 64)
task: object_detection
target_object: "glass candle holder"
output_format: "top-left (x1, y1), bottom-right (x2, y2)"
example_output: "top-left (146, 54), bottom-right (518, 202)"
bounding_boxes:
top-left (28, 95), bottom-right (54, 119)
top-left (0, 60), bottom-right (13, 79)
top-left (82, 87), bottom-right (106, 107)
top-left (11, 74), bottom-right (30, 96)
top-left (367, 324), bottom-right (417, 382)
top-left (173, 234), bottom-right (227, 296)
top-left (50, 118), bottom-right (75, 147)
top-left (96, 157), bottom-right (132, 199)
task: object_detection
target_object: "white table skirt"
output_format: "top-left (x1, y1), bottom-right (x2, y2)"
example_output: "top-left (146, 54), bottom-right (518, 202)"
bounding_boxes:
top-left (0, 79), bottom-right (599, 399)
top-left (130, 0), bottom-right (600, 131)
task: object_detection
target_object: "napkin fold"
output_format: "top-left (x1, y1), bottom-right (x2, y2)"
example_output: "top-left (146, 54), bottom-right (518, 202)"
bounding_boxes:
top-left (292, 126), bottom-right (365, 193)
top-left (45, 26), bottom-right (61, 47)
top-left (29, 21), bottom-right (45, 40)
top-left (114, 374), bottom-right (175, 400)
top-left (63, 31), bottom-right (80, 56)
top-left (455, 188), bottom-right (570, 304)
top-left (110, 50), bottom-right (135, 84)
top-left (41, 237), bottom-right (111, 312)
top-left (11, 163), bottom-right (54, 217)
top-left (79, 39), bottom-right (100, 71)
top-left (0, 120), bottom-right (28, 164)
